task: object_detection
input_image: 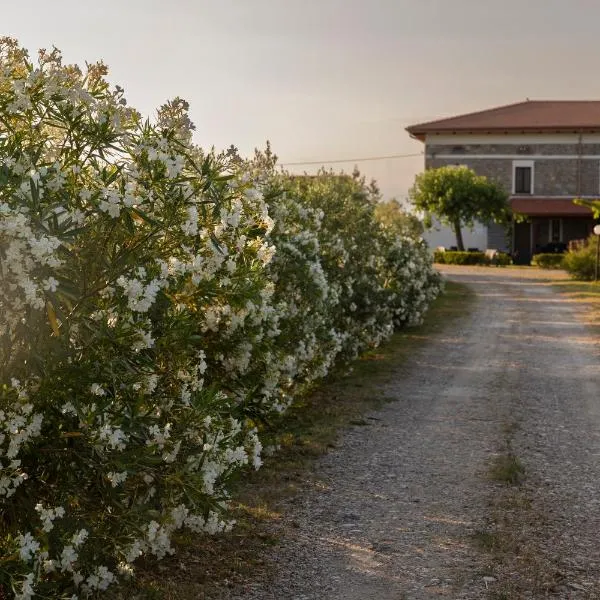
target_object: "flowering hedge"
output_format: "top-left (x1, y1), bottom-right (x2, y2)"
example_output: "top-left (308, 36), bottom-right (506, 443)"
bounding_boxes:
top-left (0, 38), bottom-right (442, 599)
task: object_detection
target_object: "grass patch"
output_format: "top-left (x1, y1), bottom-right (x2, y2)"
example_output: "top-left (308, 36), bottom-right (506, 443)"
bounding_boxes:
top-left (500, 420), bottom-right (520, 437)
top-left (471, 529), bottom-right (504, 552)
top-left (550, 279), bottom-right (600, 332)
top-left (489, 453), bottom-right (525, 486)
top-left (115, 281), bottom-right (473, 599)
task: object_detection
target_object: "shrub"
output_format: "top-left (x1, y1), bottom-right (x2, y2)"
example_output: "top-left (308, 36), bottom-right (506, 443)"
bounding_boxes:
top-left (0, 39), bottom-right (276, 599)
top-left (373, 199), bottom-right (424, 240)
top-left (0, 39), bottom-right (443, 598)
top-left (434, 250), bottom-right (512, 266)
top-left (434, 251), bottom-right (488, 265)
top-left (493, 252), bottom-right (512, 266)
top-left (531, 253), bottom-right (565, 269)
top-left (433, 250), bottom-right (480, 265)
top-left (562, 235), bottom-right (599, 280)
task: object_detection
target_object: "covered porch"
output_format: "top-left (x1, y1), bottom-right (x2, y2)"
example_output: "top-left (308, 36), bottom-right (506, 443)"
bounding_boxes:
top-left (510, 198), bottom-right (596, 265)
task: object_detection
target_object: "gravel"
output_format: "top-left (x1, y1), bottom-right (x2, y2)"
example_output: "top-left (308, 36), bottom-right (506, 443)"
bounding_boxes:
top-left (223, 266), bottom-right (600, 599)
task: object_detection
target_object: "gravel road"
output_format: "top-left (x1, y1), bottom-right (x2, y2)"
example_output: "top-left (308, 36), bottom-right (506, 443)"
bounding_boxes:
top-left (228, 267), bottom-right (600, 599)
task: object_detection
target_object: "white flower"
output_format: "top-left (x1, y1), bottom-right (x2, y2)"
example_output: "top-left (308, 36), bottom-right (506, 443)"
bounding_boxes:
top-left (146, 521), bottom-right (173, 559)
top-left (43, 277), bottom-right (59, 292)
top-left (171, 504), bottom-right (189, 529)
top-left (61, 402), bottom-right (77, 415)
top-left (132, 328), bottom-right (154, 351)
top-left (125, 539), bottom-right (145, 563)
top-left (86, 566), bottom-right (115, 591)
top-left (98, 425), bottom-right (128, 451)
top-left (107, 471), bottom-right (128, 487)
top-left (35, 503), bottom-right (65, 532)
top-left (90, 383), bottom-right (106, 396)
top-left (43, 558), bottom-right (58, 573)
top-left (146, 423), bottom-right (171, 450)
top-left (14, 573), bottom-right (35, 600)
top-left (71, 528), bottom-right (89, 548)
top-left (17, 532), bottom-right (40, 562)
top-left (60, 545), bottom-right (78, 572)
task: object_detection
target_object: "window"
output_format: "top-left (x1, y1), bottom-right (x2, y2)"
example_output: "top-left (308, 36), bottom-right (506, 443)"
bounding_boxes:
top-left (515, 167), bottom-right (532, 194)
top-left (513, 160), bottom-right (534, 195)
top-left (550, 219), bottom-right (562, 243)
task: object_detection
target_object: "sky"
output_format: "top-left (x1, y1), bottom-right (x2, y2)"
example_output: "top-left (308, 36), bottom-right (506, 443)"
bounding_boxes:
top-left (4, 0), bottom-right (600, 203)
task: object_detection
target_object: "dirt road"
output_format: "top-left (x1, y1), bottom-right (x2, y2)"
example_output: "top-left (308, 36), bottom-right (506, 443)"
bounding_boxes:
top-left (230, 267), bottom-right (600, 599)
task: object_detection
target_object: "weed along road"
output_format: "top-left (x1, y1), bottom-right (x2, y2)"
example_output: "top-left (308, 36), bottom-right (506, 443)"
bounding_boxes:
top-left (222, 266), bottom-right (600, 600)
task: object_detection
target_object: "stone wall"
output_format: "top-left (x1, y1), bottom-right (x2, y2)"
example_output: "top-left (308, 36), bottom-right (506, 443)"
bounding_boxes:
top-left (426, 157), bottom-right (512, 189)
top-left (426, 143), bottom-right (600, 156)
top-left (425, 142), bottom-right (600, 196)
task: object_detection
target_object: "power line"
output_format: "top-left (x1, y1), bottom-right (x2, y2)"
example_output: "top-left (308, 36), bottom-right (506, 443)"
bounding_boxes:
top-left (280, 152), bottom-right (423, 167)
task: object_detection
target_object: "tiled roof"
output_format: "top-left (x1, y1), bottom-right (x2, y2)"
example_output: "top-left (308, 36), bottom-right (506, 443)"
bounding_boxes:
top-left (510, 197), bottom-right (594, 217)
top-left (406, 101), bottom-right (600, 140)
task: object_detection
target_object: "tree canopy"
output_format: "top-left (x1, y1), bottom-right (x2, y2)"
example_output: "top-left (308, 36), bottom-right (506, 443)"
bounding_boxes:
top-left (574, 197), bottom-right (600, 218)
top-left (409, 166), bottom-right (510, 250)
top-left (374, 199), bottom-right (424, 240)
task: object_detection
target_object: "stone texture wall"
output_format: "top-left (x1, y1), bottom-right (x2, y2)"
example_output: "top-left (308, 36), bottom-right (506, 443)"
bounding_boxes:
top-left (425, 142), bottom-right (600, 196)
top-left (426, 143), bottom-right (600, 156)
top-left (426, 157), bottom-right (512, 189)
top-left (533, 159), bottom-right (599, 196)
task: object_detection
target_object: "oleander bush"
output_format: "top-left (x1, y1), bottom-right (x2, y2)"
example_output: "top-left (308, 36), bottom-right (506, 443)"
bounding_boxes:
top-left (531, 253), bottom-right (565, 269)
top-left (0, 38), bottom-right (442, 599)
top-left (562, 235), bottom-right (598, 280)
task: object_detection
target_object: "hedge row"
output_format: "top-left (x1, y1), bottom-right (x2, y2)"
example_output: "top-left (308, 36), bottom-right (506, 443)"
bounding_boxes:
top-left (0, 39), bottom-right (442, 598)
top-left (531, 253), bottom-right (565, 269)
top-left (433, 250), bottom-right (512, 266)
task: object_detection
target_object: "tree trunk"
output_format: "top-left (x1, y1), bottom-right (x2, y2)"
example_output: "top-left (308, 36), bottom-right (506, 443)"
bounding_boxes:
top-left (453, 220), bottom-right (465, 251)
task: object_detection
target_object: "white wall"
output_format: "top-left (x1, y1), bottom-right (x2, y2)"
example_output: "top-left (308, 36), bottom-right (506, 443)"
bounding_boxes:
top-left (422, 217), bottom-right (488, 251)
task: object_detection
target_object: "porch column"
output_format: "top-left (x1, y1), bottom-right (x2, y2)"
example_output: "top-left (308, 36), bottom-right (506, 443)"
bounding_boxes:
top-left (529, 220), bottom-right (534, 259)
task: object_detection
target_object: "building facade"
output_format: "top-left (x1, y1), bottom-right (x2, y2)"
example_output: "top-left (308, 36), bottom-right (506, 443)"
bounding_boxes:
top-left (407, 101), bottom-right (598, 263)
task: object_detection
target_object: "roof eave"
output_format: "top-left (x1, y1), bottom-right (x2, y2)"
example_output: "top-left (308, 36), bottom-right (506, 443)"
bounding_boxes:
top-left (406, 126), bottom-right (600, 139)
top-left (406, 129), bottom-right (426, 143)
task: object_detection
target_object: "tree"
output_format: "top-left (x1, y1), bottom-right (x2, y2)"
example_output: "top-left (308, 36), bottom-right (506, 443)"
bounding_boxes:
top-left (574, 197), bottom-right (600, 218)
top-left (374, 199), bottom-right (424, 239)
top-left (409, 166), bottom-right (510, 251)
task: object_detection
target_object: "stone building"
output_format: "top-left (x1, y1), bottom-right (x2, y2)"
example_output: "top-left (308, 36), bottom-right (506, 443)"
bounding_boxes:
top-left (407, 100), bottom-right (598, 263)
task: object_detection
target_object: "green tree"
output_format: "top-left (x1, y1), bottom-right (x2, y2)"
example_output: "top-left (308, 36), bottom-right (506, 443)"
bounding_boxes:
top-left (574, 197), bottom-right (600, 218)
top-left (374, 199), bottom-right (424, 239)
top-left (409, 166), bottom-right (510, 251)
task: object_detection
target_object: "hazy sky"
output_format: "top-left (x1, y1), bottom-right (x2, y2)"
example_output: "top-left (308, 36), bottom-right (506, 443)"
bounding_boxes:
top-left (5, 0), bottom-right (600, 201)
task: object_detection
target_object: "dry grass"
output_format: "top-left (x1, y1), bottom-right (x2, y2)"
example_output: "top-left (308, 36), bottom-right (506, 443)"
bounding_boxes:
top-left (479, 488), bottom-right (569, 599)
top-left (114, 281), bottom-right (474, 599)
top-left (477, 407), bottom-right (567, 598)
top-left (549, 278), bottom-right (600, 334)
top-left (488, 453), bottom-right (525, 486)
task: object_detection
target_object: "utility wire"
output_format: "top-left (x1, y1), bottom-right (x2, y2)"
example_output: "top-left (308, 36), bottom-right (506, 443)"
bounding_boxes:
top-left (280, 152), bottom-right (423, 167)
